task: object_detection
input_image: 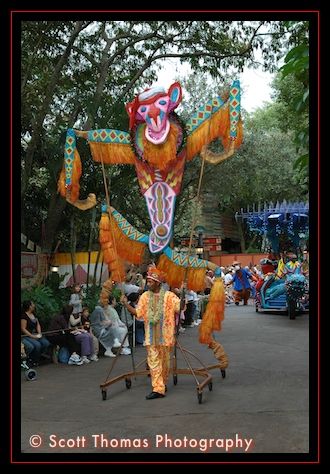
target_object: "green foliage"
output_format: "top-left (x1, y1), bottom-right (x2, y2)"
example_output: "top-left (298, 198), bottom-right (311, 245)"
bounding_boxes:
top-left (83, 285), bottom-right (102, 311)
top-left (246, 247), bottom-right (261, 254)
top-left (21, 285), bottom-right (60, 330)
top-left (278, 23), bottom-right (309, 176)
top-left (111, 287), bottom-right (122, 302)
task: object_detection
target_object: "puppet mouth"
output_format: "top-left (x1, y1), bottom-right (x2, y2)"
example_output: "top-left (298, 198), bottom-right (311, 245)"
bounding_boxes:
top-left (145, 120), bottom-right (170, 145)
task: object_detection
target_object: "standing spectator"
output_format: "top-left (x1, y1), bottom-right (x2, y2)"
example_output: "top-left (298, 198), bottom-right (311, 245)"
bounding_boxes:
top-left (69, 284), bottom-right (83, 317)
top-left (183, 289), bottom-right (197, 328)
top-left (21, 300), bottom-right (51, 366)
top-left (204, 270), bottom-right (215, 292)
top-left (128, 292), bottom-right (145, 344)
top-left (230, 261), bottom-right (257, 305)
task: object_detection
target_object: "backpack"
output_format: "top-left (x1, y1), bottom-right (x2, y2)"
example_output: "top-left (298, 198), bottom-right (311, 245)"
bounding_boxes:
top-left (58, 346), bottom-right (70, 364)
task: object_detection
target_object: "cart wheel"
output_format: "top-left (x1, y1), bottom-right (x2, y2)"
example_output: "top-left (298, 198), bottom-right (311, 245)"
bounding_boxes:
top-left (221, 369), bottom-right (226, 379)
top-left (101, 390), bottom-right (107, 401)
top-left (25, 369), bottom-right (37, 381)
top-left (208, 382), bottom-right (213, 391)
top-left (173, 374), bottom-right (178, 385)
top-left (197, 392), bottom-right (203, 404)
top-left (125, 378), bottom-right (132, 389)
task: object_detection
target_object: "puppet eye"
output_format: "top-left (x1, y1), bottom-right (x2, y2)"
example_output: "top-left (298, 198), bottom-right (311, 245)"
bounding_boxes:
top-left (159, 100), bottom-right (167, 105)
top-left (140, 106), bottom-right (147, 112)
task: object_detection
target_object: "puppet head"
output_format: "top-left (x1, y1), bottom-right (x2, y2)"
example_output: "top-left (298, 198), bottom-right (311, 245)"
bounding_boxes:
top-left (126, 82), bottom-right (182, 145)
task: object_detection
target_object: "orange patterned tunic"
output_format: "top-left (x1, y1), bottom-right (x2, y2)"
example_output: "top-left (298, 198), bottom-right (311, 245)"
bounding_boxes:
top-left (136, 291), bottom-right (180, 346)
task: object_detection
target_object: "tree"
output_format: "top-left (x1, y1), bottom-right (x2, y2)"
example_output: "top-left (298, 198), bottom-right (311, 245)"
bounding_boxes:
top-left (20, 20), bottom-right (301, 252)
top-left (275, 21), bottom-right (309, 177)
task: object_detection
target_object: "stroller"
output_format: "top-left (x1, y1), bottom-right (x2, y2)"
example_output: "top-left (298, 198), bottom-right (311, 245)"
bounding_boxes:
top-left (21, 342), bottom-right (37, 381)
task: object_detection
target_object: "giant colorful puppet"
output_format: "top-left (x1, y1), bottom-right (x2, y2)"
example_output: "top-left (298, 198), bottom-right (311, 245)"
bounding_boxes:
top-left (58, 80), bottom-right (243, 350)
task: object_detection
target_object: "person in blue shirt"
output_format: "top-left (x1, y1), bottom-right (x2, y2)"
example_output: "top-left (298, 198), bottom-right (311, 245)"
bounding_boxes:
top-left (231, 261), bottom-right (257, 306)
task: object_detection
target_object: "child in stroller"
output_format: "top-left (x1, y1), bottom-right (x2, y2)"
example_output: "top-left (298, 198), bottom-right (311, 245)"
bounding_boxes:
top-left (21, 342), bottom-right (37, 381)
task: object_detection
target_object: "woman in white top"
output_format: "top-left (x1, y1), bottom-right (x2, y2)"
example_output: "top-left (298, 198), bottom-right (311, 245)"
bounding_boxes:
top-left (103, 296), bottom-right (131, 355)
top-left (69, 285), bottom-right (83, 316)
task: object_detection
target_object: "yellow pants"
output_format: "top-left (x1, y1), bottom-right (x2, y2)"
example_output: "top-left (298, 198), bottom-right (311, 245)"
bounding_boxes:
top-left (146, 345), bottom-right (171, 395)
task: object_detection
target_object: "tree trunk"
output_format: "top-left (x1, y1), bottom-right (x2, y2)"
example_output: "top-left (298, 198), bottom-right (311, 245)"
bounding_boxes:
top-left (86, 207), bottom-right (97, 293)
top-left (93, 250), bottom-right (101, 286)
top-left (42, 194), bottom-right (67, 253)
top-left (236, 220), bottom-right (246, 253)
top-left (98, 260), bottom-right (104, 287)
top-left (70, 215), bottom-right (77, 285)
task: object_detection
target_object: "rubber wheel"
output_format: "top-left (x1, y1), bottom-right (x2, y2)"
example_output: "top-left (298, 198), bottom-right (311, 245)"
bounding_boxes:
top-left (125, 378), bottom-right (132, 389)
top-left (221, 369), bottom-right (226, 379)
top-left (173, 374), bottom-right (178, 385)
top-left (101, 390), bottom-right (107, 401)
top-left (197, 392), bottom-right (203, 404)
top-left (25, 369), bottom-right (37, 381)
top-left (208, 382), bottom-right (213, 391)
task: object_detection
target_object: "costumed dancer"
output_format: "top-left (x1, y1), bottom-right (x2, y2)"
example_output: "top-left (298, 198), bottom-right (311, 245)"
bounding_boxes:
top-left (122, 265), bottom-right (180, 399)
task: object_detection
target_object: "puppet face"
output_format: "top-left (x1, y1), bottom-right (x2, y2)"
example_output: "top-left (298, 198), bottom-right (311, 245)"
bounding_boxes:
top-left (126, 82), bottom-right (182, 145)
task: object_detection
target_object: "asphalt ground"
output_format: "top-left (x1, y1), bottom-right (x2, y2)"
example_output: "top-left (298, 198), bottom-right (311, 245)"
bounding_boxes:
top-left (20, 303), bottom-right (309, 457)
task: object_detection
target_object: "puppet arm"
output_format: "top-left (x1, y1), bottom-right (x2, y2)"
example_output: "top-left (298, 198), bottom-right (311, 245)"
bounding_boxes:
top-left (58, 128), bottom-right (135, 207)
top-left (185, 80), bottom-right (243, 163)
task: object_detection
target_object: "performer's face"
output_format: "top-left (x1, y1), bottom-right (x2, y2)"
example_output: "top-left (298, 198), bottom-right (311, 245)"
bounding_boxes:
top-left (146, 278), bottom-right (161, 292)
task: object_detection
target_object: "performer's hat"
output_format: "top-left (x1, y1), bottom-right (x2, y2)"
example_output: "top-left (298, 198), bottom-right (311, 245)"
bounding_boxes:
top-left (146, 265), bottom-right (166, 284)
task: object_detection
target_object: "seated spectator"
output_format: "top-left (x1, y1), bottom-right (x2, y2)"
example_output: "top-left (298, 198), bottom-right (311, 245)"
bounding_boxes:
top-left (81, 307), bottom-right (99, 360)
top-left (104, 296), bottom-right (131, 355)
top-left (90, 300), bottom-right (122, 357)
top-left (69, 308), bottom-right (98, 363)
top-left (47, 305), bottom-right (83, 365)
top-left (21, 300), bottom-right (51, 366)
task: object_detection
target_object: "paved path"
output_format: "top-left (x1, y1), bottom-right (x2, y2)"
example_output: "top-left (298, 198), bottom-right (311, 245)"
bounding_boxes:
top-left (20, 304), bottom-right (309, 455)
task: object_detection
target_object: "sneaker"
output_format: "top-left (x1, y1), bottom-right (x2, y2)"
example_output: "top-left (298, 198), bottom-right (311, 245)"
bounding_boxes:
top-left (178, 327), bottom-right (185, 333)
top-left (104, 349), bottom-right (116, 357)
top-left (120, 348), bottom-right (131, 355)
top-left (68, 354), bottom-right (83, 365)
top-left (88, 354), bottom-right (99, 362)
top-left (81, 356), bottom-right (91, 364)
top-left (113, 338), bottom-right (121, 348)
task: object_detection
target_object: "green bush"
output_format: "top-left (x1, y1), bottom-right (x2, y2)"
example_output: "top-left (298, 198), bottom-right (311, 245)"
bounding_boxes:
top-left (83, 285), bottom-right (102, 311)
top-left (21, 285), bottom-right (60, 330)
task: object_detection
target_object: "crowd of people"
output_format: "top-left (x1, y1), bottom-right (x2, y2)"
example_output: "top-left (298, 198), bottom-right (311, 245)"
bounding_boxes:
top-left (21, 254), bottom-right (308, 397)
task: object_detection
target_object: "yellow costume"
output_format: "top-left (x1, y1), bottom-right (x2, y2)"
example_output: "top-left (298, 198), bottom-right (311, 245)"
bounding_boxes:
top-left (136, 288), bottom-right (180, 395)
